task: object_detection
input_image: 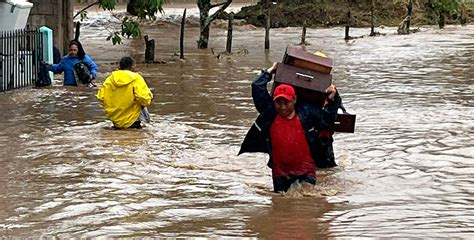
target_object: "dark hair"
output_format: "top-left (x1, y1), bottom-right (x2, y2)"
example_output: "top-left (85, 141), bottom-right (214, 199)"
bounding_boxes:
top-left (119, 57), bottom-right (135, 70)
top-left (69, 40), bottom-right (86, 60)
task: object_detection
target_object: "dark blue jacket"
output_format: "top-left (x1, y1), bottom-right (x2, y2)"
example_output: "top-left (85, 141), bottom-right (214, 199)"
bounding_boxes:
top-left (49, 54), bottom-right (98, 86)
top-left (238, 69), bottom-right (341, 168)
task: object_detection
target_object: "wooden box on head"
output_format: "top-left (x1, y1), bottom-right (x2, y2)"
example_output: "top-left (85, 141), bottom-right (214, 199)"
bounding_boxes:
top-left (273, 63), bottom-right (332, 109)
top-left (272, 46), bottom-right (356, 133)
top-left (283, 46), bottom-right (333, 74)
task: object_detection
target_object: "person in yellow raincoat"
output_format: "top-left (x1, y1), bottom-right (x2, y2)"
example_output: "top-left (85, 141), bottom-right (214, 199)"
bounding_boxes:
top-left (96, 57), bottom-right (153, 129)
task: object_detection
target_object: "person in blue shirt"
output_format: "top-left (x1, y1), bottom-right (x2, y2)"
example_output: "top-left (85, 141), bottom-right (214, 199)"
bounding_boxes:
top-left (47, 40), bottom-right (98, 86)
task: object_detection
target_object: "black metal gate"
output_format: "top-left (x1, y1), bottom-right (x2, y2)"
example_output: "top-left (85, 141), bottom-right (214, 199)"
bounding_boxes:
top-left (0, 28), bottom-right (43, 92)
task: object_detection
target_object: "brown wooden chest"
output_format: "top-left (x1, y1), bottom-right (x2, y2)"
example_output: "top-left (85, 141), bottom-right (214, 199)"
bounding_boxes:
top-left (274, 63), bottom-right (332, 108)
top-left (283, 46), bottom-right (333, 74)
top-left (333, 114), bottom-right (356, 133)
top-left (273, 46), bottom-right (356, 133)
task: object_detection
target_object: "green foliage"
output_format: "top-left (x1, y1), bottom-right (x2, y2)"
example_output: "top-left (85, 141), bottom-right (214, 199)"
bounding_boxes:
top-left (105, 17), bottom-right (141, 45)
top-left (130, 0), bottom-right (167, 20)
top-left (75, 0), bottom-right (166, 45)
top-left (98, 0), bottom-right (117, 10)
top-left (143, 0), bottom-right (166, 19)
top-left (431, 0), bottom-right (461, 15)
top-left (121, 17), bottom-right (141, 38)
top-left (106, 32), bottom-right (122, 45)
top-left (79, 11), bottom-right (88, 21)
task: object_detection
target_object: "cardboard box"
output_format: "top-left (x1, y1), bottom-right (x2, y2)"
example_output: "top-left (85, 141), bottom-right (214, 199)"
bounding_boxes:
top-left (283, 46), bottom-right (333, 74)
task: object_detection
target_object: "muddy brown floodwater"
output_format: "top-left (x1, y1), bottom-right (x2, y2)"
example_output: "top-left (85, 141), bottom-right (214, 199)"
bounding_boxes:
top-left (0, 5), bottom-right (473, 238)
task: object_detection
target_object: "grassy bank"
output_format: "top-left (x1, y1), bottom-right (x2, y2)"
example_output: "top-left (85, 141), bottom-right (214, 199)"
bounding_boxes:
top-left (234, 0), bottom-right (474, 28)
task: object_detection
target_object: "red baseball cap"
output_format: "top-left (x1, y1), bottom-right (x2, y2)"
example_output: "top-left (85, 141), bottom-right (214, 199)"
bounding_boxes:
top-left (273, 84), bottom-right (296, 101)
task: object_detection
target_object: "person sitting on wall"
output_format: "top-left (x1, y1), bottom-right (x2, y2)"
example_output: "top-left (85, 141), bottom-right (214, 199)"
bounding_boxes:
top-left (238, 62), bottom-right (341, 193)
top-left (46, 40), bottom-right (98, 86)
top-left (96, 57), bottom-right (153, 129)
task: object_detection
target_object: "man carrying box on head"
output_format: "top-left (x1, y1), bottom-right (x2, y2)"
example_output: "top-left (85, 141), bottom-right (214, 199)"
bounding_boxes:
top-left (238, 62), bottom-right (341, 193)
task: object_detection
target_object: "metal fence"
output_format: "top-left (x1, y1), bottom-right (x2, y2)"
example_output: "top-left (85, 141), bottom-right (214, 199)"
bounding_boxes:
top-left (0, 28), bottom-right (43, 92)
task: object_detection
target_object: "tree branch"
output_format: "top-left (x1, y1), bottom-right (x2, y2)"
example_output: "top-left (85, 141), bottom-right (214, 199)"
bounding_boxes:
top-left (74, 1), bottom-right (100, 19)
top-left (204, 0), bottom-right (232, 29)
top-left (210, 2), bottom-right (226, 8)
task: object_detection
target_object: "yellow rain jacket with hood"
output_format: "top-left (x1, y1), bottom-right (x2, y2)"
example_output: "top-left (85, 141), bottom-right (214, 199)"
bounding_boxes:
top-left (96, 70), bottom-right (153, 129)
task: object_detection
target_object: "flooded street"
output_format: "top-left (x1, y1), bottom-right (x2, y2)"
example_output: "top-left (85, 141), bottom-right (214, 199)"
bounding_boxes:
top-left (0, 6), bottom-right (473, 237)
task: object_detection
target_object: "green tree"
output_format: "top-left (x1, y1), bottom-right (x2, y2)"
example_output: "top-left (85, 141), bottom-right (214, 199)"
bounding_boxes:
top-left (430, 0), bottom-right (461, 28)
top-left (74, 0), bottom-right (166, 45)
